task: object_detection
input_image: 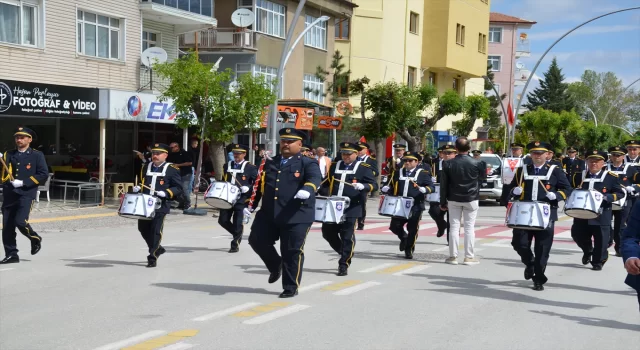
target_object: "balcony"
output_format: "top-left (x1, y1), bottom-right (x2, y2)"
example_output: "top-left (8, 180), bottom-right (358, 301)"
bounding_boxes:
top-left (515, 39), bottom-right (531, 58)
top-left (139, 0), bottom-right (217, 34)
top-left (179, 28), bottom-right (257, 52)
top-left (139, 65), bottom-right (171, 92)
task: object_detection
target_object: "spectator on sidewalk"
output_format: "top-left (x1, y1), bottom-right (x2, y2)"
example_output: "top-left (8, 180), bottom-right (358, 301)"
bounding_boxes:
top-left (315, 147), bottom-right (331, 179)
top-left (188, 139), bottom-right (201, 194)
top-left (168, 142), bottom-right (193, 210)
top-left (621, 196), bottom-right (640, 311)
top-left (439, 137), bottom-right (486, 266)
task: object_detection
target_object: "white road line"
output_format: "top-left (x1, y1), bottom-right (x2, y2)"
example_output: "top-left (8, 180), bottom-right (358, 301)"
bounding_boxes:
top-left (432, 246), bottom-right (449, 252)
top-left (333, 281), bottom-right (381, 296)
top-left (243, 304), bottom-right (311, 325)
top-left (72, 254), bottom-right (108, 260)
top-left (92, 330), bottom-right (166, 350)
top-left (158, 342), bottom-right (197, 350)
top-left (555, 230), bottom-right (572, 239)
top-left (212, 235), bottom-right (229, 239)
top-left (162, 243), bottom-right (180, 246)
top-left (192, 302), bottom-right (261, 322)
top-left (552, 247), bottom-right (582, 252)
top-left (358, 263), bottom-right (396, 273)
top-left (483, 239), bottom-right (512, 247)
top-left (0, 268), bottom-right (15, 272)
top-left (487, 230), bottom-right (513, 238)
top-left (298, 281), bottom-right (333, 292)
top-left (392, 265), bottom-right (431, 276)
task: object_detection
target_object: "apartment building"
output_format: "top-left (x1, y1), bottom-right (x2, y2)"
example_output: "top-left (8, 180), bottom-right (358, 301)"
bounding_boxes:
top-left (0, 0), bottom-right (216, 185)
top-left (488, 12), bottom-right (537, 115)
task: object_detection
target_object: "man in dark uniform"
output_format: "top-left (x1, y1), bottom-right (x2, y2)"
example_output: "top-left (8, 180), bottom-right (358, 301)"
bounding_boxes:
top-left (131, 143), bottom-right (183, 267)
top-left (419, 152), bottom-right (433, 172)
top-left (607, 146), bottom-right (638, 255)
top-left (321, 142), bottom-right (377, 276)
top-left (570, 149), bottom-right (626, 271)
top-left (0, 127), bottom-right (49, 264)
top-left (381, 152), bottom-right (434, 259)
top-left (505, 142), bottom-right (572, 290)
top-left (356, 141), bottom-right (378, 230)
top-left (167, 142), bottom-right (193, 210)
top-left (384, 144), bottom-right (406, 175)
top-left (562, 146), bottom-right (583, 183)
top-left (471, 150), bottom-right (482, 159)
top-left (219, 144), bottom-right (258, 253)
top-left (545, 149), bottom-right (562, 168)
top-left (429, 145), bottom-right (455, 240)
top-left (624, 139), bottom-right (640, 164)
top-left (246, 128), bottom-right (322, 298)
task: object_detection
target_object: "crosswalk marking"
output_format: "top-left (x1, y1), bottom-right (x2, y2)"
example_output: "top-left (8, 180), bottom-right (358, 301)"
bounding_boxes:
top-left (243, 304), bottom-right (311, 325)
top-left (555, 230), bottom-right (572, 239)
top-left (377, 262), bottom-right (422, 274)
top-left (158, 342), bottom-right (197, 350)
top-left (333, 281), bottom-right (382, 295)
top-left (232, 302), bottom-right (290, 318)
top-left (298, 281), bottom-right (334, 292)
top-left (358, 263), bottom-right (396, 273)
top-left (121, 330), bottom-right (199, 350)
top-left (483, 239), bottom-right (512, 247)
top-left (192, 302), bottom-right (261, 321)
top-left (392, 264), bottom-right (430, 276)
top-left (92, 330), bottom-right (167, 350)
top-left (322, 280), bottom-right (363, 291)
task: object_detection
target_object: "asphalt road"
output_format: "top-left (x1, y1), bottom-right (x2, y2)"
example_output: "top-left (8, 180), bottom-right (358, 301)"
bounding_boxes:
top-left (1, 200), bottom-right (638, 350)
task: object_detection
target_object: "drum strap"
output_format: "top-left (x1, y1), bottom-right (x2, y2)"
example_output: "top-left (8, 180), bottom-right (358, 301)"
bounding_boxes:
top-left (522, 165), bottom-right (556, 200)
top-left (334, 161), bottom-right (361, 196)
top-left (145, 162), bottom-right (170, 192)
top-left (227, 161), bottom-right (247, 183)
top-left (399, 168), bottom-right (423, 197)
top-left (581, 169), bottom-right (607, 190)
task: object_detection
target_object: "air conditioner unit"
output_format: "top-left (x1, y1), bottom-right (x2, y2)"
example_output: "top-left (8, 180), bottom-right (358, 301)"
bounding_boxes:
top-left (238, 0), bottom-right (253, 8)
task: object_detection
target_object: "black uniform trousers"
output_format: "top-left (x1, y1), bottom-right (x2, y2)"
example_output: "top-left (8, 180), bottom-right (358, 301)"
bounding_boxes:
top-left (357, 195), bottom-right (367, 228)
top-left (571, 219), bottom-right (610, 267)
top-left (389, 210), bottom-right (422, 254)
top-left (428, 203), bottom-right (449, 241)
top-left (2, 195), bottom-right (40, 257)
top-left (219, 207), bottom-right (244, 249)
top-left (249, 212), bottom-right (310, 292)
top-left (610, 205), bottom-right (631, 252)
top-left (322, 216), bottom-right (358, 268)
top-left (137, 212), bottom-right (166, 263)
top-left (511, 222), bottom-right (555, 284)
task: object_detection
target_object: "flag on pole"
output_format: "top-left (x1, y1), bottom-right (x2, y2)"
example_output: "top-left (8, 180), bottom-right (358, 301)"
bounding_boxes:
top-left (507, 101), bottom-right (515, 127)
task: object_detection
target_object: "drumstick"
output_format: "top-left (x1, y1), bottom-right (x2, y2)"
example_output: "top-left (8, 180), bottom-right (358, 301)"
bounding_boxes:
top-left (334, 178), bottom-right (355, 187)
top-left (539, 179), bottom-right (549, 193)
top-left (0, 156), bottom-right (14, 182)
top-left (248, 152), bottom-right (269, 210)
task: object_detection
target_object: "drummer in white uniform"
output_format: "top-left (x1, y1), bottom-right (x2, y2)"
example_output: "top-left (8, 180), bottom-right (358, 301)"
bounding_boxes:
top-left (131, 143), bottom-right (183, 268)
top-left (381, 152), bottom-right (434, 259)
top-left (606, 146), bottom-right (637, 256)
top-left (506, 142), bottom-right (572, 291)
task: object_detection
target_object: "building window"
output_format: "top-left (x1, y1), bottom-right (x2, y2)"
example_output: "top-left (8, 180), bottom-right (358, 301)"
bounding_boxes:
top-left (407, 67), bottom-right (416, 88)
top-left (255, 0), bottom-right (286, 38)
top-left (142, 31), bottom-right (158, 52)
top-left (140, 0), bottom-right (212, 16)
top-left (428, 72), bottom-right (436, 86)
top-left (409, 12), bottom-right (419, 34)
top-left (303, 74), bottom-right (325, 103)
top-left (334, 75), bottom-right (349, 98)
top-left (304, 15), bottom-right (327, 50)
top-left (489, 27), bottom-right (502, 43)
top-left (487, 55), bottom-right (501, 71)
top-left (335, 18), bottom-right (349, 40)
top-left (255, 64), bottom-right (278, 91)
top-left (453, 78), bottom-right (460, 93)
top-left (236, 63), bottom-right (253, 79)
top-left (77, 10), bottom-right (122, 60)
top-left (478, 33), bottom-right (487, 53)
top-left (456, 23), bottom-right (465, 46)
top-left (0, 0), bottom-right (41, 47)
top-left (493, 84), bottom-right (500, 95)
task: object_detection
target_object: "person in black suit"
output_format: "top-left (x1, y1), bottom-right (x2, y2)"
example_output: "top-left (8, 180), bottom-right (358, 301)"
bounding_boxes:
top-left (246, 128), bottom-right (322, 298)
top-left (384, 144), bottom-right (406, 175)
top-left (606, 146), bottom-right (637, 256)
top-left (381, 152), bottom-right (434, 259)
top-left (562, 146), bottom-right (583, 183)
top-left (621, 201), bottom-right (640, 311)
top-left (218, 144), bottom-right (258, 253)
top-left (321, 142), bottom-right (378, 276)
top-left (624, 139), bottom-right (640, 164)
top-left (0, 127), bottom-right (49, 264)
top-left (505, 142), bottom-right (572, 290)
top-left (545, 149), bottom-right (562, 168)
top-left (132, 143), bottom-right (183, 268)
top-left (570, 149), bottom-right (626, 271)
top-left (356, 141), bottom-right (378, 230)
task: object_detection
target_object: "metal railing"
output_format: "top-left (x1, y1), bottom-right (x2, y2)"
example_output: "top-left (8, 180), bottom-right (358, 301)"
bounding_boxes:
top-left (179, 28), bottom-right (257, 50)
top-left (139, 65), bottom-right (171, 91)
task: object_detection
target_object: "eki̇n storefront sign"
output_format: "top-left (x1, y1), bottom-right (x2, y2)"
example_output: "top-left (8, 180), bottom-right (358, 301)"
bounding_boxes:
top-left (104, 90), bottom-right (177, 124)
top-left (0, 79), bottom-right (99, 118)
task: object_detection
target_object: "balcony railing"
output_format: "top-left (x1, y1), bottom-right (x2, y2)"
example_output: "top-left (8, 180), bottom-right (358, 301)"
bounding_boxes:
top-left (139, 65), bottom-right (171, 91)
top-left (515, 39), bottom-right (531, 57)
top-left (179, 28), bottom-right (257, 51)
top-left (140, 0), bottom-right (213, 17)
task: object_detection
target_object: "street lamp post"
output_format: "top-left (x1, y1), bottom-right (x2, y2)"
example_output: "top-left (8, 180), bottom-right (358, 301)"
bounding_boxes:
top-left (482, 75), bottom-right (512, 151)
top-left (585, 107), bottom-right (598, 127)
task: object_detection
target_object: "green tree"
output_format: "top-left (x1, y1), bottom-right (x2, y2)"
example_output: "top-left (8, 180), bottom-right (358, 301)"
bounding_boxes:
top-left (517, 108), bottom-right (583, 153)
top-left (451, 94), bottom-right (491, 137)
top-left (309, 50), bottom-right (351, 108)
top-left (154, 52), bottom-right (275, 180)
top-left (524, 57), bottom-right (575, 113)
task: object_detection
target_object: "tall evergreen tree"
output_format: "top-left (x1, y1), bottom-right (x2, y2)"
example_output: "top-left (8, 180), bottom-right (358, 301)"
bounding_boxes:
top-left (524, 57), bottom-right (575, 113)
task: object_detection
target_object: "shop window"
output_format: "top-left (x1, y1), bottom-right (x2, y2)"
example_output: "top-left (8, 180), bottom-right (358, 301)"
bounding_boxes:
top-left (60, 119), bottom-right (99, 155)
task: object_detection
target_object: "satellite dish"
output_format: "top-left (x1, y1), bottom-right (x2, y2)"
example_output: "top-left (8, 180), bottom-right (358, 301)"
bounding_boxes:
top-left (141, 47), bottom-right (168, 68)
top-left (231, 8), bottom-right (255, 28)
top-left (516, 62), bottom-right (525, 70)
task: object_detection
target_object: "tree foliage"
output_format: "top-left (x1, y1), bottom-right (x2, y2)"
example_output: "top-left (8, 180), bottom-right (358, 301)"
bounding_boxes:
top-left (451, 94), bottom-right (491, 137)
top-left (310, 50), bottom-right (350, 107)
top-left (524, 57), bottom-right (575, 113)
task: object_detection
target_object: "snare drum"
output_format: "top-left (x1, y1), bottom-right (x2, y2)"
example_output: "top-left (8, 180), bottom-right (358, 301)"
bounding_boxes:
top-left (204, 182), bottom-right (241, 209)
top-left (564, 189), bottom-right (603, 219)
top-left (612, 188), bottom-right (627, 211)
top-left (315, 196), bottom-right (350, 223)
top-left (378, 195), bottom-right (414, 219)
top-left (118, 193), bottom-right (159, 220)
top-left (426, 183), bottom-right (440, 203)
top-left (505, 201), bottom-right (551, 230)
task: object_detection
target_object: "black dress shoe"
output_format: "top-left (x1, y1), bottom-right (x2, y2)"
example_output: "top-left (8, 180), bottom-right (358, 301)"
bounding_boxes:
top-left (581, 252), bottom-right (592, 265)
top-left (524, 265), bottom-right (534, 280)
top-left (157, 247), bottom-right (166, 257)
top-left (31, 241), bottom-right (41, 255)
top-left (279, 290), bottom-right (298, 298)
top-left (404, 253), bottom-right (413, 260)
top-left (337, 266), bottom-right (348, 276)
top-left (436, 229), bottom-right (445, 238)
top-left (0, 256), bottom-right (19, 264)
top-left (532, 283), bottom-right (544, 291)
top-left (357, 225), bottom-right (364, 230)
top-left (228, 247), bottom-right (239, 253)
top-left (399, 236), bottom-right (407, 252)
top-left (268, 268), bottom-right (282, 284)
top-left (146, 261), bottom-right (157, 268)
top-left (592, 265), bottom-right (602, 271)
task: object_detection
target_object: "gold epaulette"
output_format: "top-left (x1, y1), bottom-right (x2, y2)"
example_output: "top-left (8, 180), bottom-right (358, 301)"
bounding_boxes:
top-left (608, 171), bottom-right (619, 177)
top-left (170, 164), bottom-right (180, 170)
top-left (370, 157), bottom-right (376, 160)
top-left (360, 162), bottom-right (371, 167)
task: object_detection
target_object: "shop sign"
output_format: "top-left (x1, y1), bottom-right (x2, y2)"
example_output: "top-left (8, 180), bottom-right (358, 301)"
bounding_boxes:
top-left (0, 79), bottom-right (99, 118)
top-left (260, 105), bottom-right (314, 130)
top-left (104, 90), bottom-right (178, 124)
top-left (317, 116), bottom-right (343, 130)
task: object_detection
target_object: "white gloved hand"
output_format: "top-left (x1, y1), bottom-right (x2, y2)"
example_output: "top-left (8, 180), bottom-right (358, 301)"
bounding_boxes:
top-left (243, 208), bottom-right (252, 216)
top-left (11, 179), bottom-right (23, 188)
top-left (132, 186), bottom-right (141, 193)
top-left (294, 190), bottom-right (311, 199)
top-left (625, 186), bottom-right (636, 193)
top-left (241, 186), bottom-right (250, 193)
top-left (512, 187), bottom-right (522, 196)
top-left (419, 187), bottom-right (427, 194)
top-left (381, 186), bottom-right (390, 193)
top-left (546, 192), bottom-right (557, 201)
top-left (155, 191), bottom-right (166, 198)
top-left (432, 177), bottom-right (437, 183)
top-left (396, 158), bottom-right (401, 164)
top-left (0, 153), bottom-right (3, 158)
top-left (353, 183), bottom-right (365, 191)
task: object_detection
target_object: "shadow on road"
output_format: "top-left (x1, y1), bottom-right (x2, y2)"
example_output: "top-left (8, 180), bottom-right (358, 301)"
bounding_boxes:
top-left (152, 282), bottom-right (276, 296)
top-left (483, 256), bottom-right (591, 270)
top-left (62, 259), bottom-right (147, 268)
top-left (163, 246), bottom-right (229, 254)
top-left (530, 310), bottom-right (640, 331)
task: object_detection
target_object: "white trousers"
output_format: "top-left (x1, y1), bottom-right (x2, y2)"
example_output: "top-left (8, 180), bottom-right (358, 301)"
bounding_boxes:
top-left (447, 200), bottom-right (479, 258)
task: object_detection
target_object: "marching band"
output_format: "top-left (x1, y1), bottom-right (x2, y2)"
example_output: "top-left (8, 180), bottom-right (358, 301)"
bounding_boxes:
top-left (2, 126), bottom-right (640, 301)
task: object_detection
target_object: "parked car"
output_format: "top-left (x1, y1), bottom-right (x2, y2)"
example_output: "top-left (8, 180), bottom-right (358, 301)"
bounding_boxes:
top-left (479, 154), bottom-right (503, 201)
